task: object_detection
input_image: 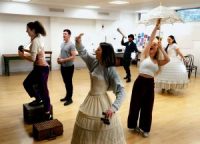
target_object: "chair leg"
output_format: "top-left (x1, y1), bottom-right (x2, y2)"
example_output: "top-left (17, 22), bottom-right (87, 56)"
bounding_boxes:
top-left (195, 68), bottom-right (197, 78)
top-left (188, 70), bottom-right (191, 79)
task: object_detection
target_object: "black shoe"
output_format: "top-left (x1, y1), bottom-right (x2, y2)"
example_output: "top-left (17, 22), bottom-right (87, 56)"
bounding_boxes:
top-left (60, 97), bottom-right (67, 102)
top-left (64, 100), bottom-right (73, 106)
top-left (29, 100), bottom-right (43, 106)
top-left (126, 78), bottom-right (131, 83)
top-left (130, 127), bottom-right (140, 133)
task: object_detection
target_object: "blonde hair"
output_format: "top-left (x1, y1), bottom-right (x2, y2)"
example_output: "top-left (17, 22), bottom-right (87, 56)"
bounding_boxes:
top-left (152, 38), bottom-right (159, 44)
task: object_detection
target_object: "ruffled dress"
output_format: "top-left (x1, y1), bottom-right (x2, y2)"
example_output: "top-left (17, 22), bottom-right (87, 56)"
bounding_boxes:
top-left (155, 43), bottom-right (188, 90)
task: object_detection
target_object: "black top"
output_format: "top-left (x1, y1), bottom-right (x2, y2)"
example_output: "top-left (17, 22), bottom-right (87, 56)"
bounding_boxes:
top-left (121, 38), bottom-right (139, 59)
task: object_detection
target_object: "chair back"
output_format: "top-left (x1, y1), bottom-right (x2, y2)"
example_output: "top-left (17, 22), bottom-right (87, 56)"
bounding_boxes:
top-left (45, 51), bottom-right (52, 70)
top-left (184, 55), bottom-right (193, 68)
top-left (184, 54), bottom-right (197, 78)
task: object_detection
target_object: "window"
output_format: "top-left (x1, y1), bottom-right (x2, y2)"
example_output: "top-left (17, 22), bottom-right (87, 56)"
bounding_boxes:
top-left (177, 8), bottom-right (200, 22)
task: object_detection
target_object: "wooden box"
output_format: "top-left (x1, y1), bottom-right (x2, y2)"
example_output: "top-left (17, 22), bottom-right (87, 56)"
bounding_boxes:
top-left (23, 103), bottom-right (53, 124)
top-left (33, 119), bottom-right (63, 141)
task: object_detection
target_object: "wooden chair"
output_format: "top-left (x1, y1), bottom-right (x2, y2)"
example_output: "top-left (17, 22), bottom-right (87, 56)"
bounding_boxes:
top-left (184, 55), bottom-right (192, 78)
top-left (45, 51), bottom-right (52, 71)
top-left (188, 54), bottom-right (198, 78)
top-left (184, 54), bottom-right (197, 78)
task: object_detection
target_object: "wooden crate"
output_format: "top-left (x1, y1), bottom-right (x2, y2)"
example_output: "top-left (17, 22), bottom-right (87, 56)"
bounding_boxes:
top-left (23, 103), bottom-right (53, 124)
top-left (32, 119), bottom-right (63, 141)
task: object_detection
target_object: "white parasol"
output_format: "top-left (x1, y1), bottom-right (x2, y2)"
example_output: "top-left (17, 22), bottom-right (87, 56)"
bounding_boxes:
top-left (139, 5), bottom-right (183, 25)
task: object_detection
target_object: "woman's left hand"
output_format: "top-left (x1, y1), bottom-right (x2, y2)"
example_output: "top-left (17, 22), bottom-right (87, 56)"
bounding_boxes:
top-left (105, 108), bottom-right (114, 119)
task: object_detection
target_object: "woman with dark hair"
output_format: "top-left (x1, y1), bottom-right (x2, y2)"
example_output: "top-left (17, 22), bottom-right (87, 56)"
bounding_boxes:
top-left (128, 19), bottom-right (170, 137)
top-left (155, 35), bottom-right (188, 94)
top-left (18, 21), bottom-right (52, 120)
top-left (71, 34), bottom-right (126, 144)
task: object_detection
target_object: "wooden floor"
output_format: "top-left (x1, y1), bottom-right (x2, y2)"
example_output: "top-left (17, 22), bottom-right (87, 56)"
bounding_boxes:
top-left (0, 66), bottom-right (199, 144)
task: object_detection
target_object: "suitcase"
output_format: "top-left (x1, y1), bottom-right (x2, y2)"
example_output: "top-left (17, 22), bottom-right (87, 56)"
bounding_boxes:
top-left (23, 103), bottom-right (53, 123)
top-left (33, 119), bottom-right (63, 141)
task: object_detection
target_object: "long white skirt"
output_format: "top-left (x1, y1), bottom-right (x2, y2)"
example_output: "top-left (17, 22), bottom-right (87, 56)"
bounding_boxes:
top-left (71, 93), bottom-right (126, 144)
top-left (155, 57), bottom-right (188, 90)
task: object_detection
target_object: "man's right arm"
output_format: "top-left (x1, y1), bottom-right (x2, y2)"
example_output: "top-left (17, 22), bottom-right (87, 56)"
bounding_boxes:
top-left (121, 37), bottom-right (126, 46)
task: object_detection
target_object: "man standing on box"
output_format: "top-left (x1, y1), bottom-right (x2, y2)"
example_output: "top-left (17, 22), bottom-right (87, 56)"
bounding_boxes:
top-left (57, 29), bottom-right (77, 106)
top-left (121, 34), bottom-right (139, 82)
top-left (18, 21), bottom-right (52, 120)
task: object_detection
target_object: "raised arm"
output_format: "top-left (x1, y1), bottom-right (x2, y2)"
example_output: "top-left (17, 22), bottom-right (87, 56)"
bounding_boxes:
top-left (121, 37), bottom-right (126, 46)
top-left (142, 19), bottom-right (161, 58)
top-left (157, 44), bottom-right (170, 66)
top-left (75, 33), bottom-right (97, 72)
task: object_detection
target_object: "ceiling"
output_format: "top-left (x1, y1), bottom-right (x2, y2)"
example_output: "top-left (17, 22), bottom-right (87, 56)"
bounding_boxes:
top-left (3, 0), bottom-right (200, 13)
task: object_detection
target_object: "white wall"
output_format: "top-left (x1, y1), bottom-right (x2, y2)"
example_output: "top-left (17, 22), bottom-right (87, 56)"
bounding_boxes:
top-left (0, 12), bottom-right (137, 74)
top-left (158, 22), bottom-right (200, 71)
top-left (49, 17), bottom-right (96, 69)
top-left (0, 14), bottom-right (50, 74)
top-left (1, 9), bottom-right (200, 75)
top-left (94, 13), bottom-right (138, 51)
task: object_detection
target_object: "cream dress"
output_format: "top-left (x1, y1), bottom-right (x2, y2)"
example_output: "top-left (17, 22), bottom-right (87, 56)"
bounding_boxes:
top-left (71, 44), bottom-right (126, 144)
top-left (155, 43), bottom-right (188, 90)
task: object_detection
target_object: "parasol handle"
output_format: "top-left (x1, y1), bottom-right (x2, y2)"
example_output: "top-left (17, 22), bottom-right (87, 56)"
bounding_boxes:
top-left (117, 28), bottom-right (127, 38)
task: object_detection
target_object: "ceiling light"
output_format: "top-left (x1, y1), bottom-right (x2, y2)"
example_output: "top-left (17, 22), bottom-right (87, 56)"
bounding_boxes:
top-left (135, 10), bottom-right (149, 13)
top-left (109, 1), bottom-right (129, 5)
top-left (85, 5), bottom-right (100, 9)
top-left (12, 0), bottom-right (31, 2)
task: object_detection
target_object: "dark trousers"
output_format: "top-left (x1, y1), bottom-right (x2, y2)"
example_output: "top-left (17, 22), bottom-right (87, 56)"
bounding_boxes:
top-left (128, 75), bottom-right (154, 132)
top-left (23, 65), bottom-right (51, 112)
top-left (61, 65), bottom-right (74, 101)
top-left (123, 58), bottom-right (131, 78)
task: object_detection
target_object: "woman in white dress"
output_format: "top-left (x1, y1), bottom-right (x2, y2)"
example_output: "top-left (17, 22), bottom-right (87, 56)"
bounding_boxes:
top-left (155, 35), bottom-right (188, 93)
top-left (71, 34), bottom-right (126, 144)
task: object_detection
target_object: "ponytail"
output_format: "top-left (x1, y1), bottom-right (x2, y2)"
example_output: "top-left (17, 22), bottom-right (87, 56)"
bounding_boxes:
top-left (27, 21), bottom-right (46, 36)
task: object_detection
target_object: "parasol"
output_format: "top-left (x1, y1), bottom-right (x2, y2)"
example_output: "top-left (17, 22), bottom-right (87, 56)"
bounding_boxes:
top-left (139, 5), bottom-right (183, 25)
